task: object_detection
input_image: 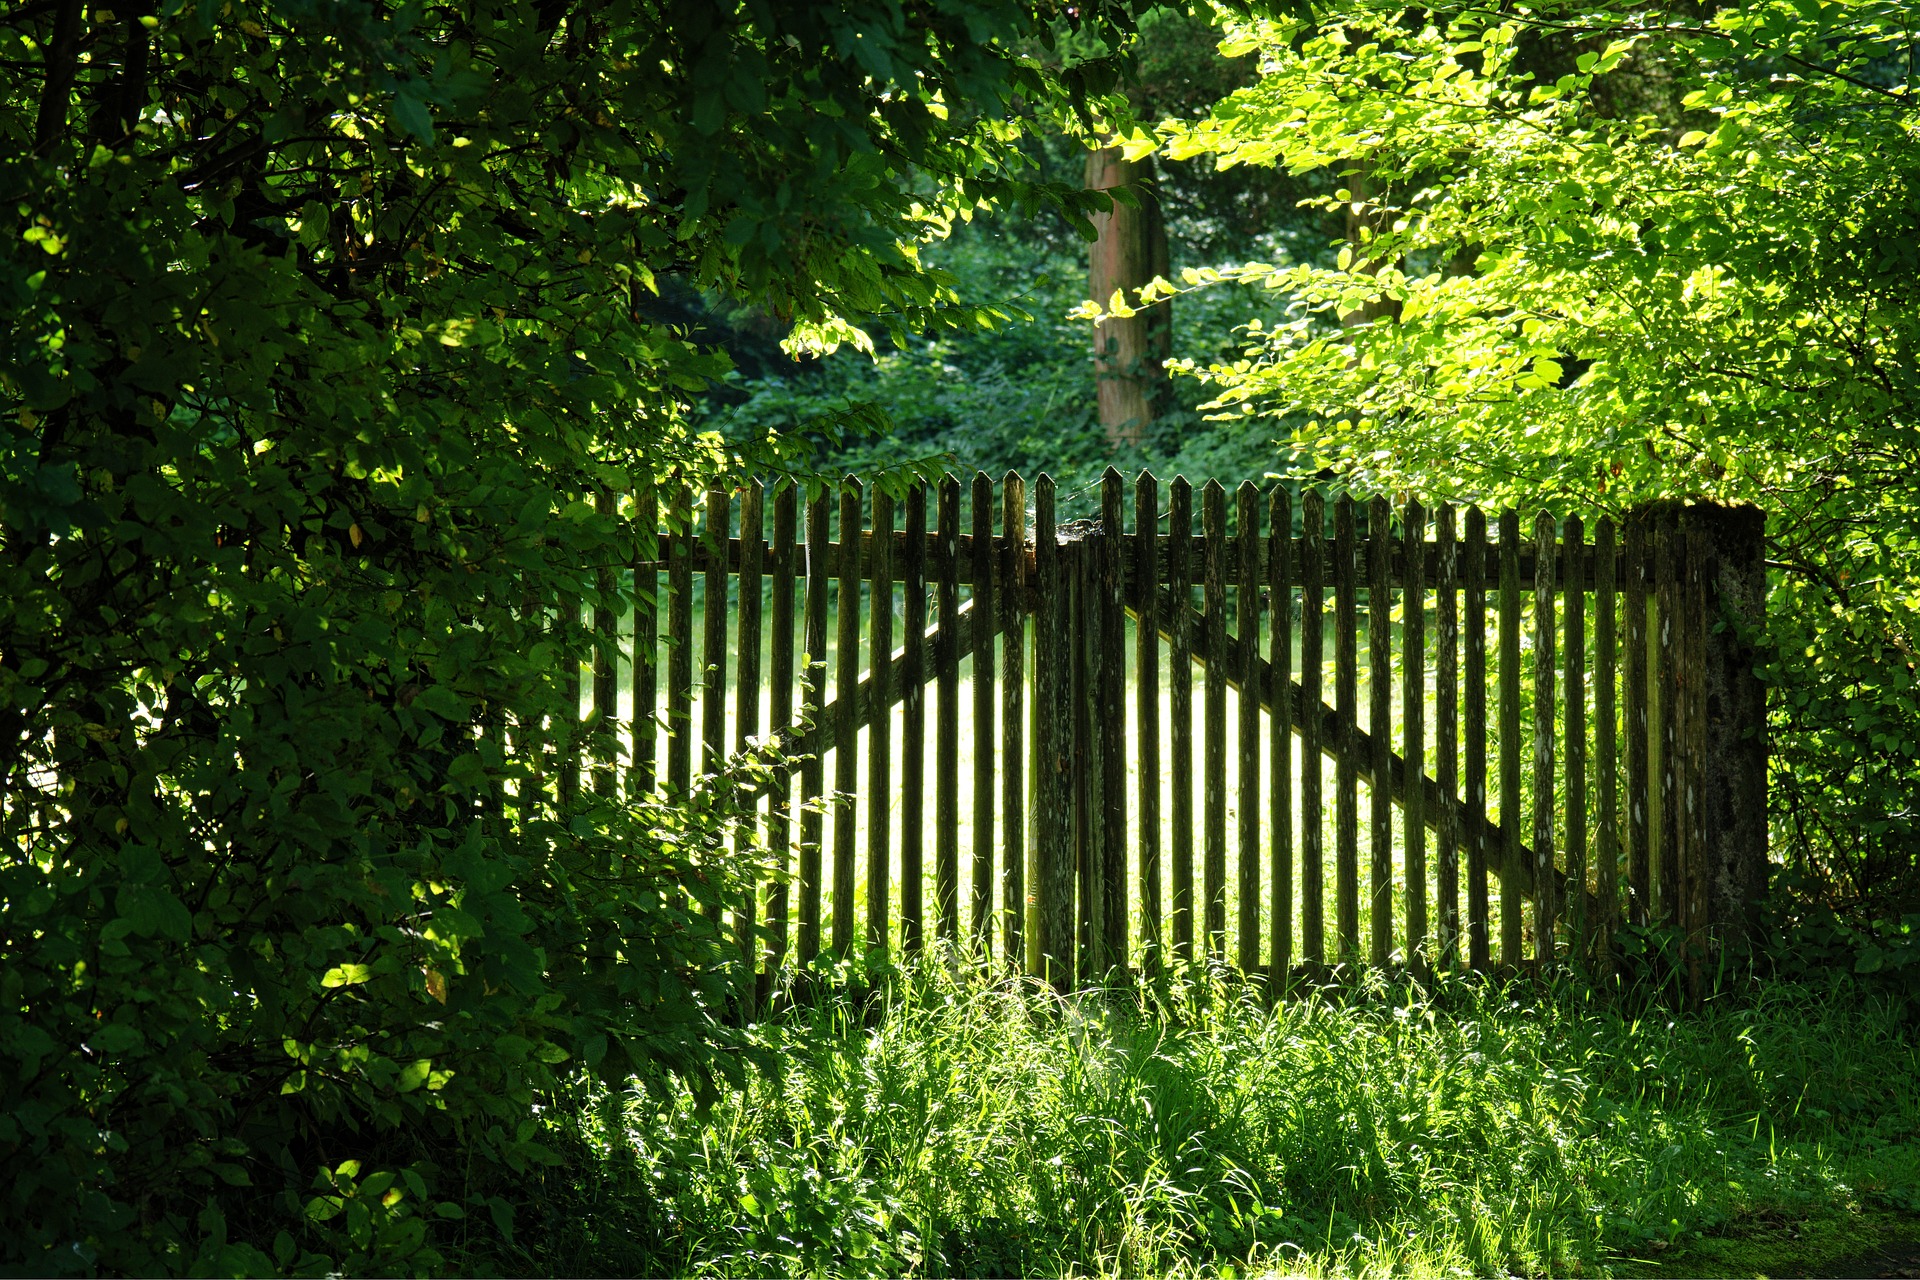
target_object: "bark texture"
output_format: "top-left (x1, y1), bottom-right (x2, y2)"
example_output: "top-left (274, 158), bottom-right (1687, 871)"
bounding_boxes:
top-left (1086, 146), bottom-right (1171, 446)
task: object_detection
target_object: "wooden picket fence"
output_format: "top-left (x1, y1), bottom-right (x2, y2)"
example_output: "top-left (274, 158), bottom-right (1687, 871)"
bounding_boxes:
top-left (548, 468), bottom-right (1753, 994)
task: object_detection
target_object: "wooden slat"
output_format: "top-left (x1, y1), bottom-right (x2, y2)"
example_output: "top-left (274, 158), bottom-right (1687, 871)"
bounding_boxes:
top-left (735, 483), bottom-right (765, 971)
top-left (1136, 471), bottom-right (1162, 972)
top-left (702, 487), bottom-right (731, 781)
top-left (1270, 487), bottom-right (1294, 990)
top-left (1498, 508), bottom-right (1523, 968)
top-left (868, 488), bottom-right (893, 957)
top-left (594, 490), bottom-right (620, 799)
top-left (936, 476), bottom-right (962, 944)
top-left (1656, 510), bottom-right (1680, 925)
top-left (1403, 499), bottom-right (1428, 968)
top-left (1202, 479), bottom-right (1229, 961)
top-left (1594, 516), bottom-right (1618, 975)
top-left (1334, 494), bottom-right (1360, 963)
top-left (766, 484), bottom-right (797, 978)
top-left (1236, 481), bottom-right (1263, 972)
top-left (1532, 511), bottom-right (1558, 967)
top-left (1001, 473), bottom-right (1026, 969)
top-left (667, 486), bottom-right (694, 795)
top-left (1434, 504), bottom-right (1459, 967)
top-left (1100, 468), bottom-right (1129, 973)
top-left (1625, 512), bottom-right (1650, 927)
top-left (902, 486), bottom-right (928, 953)
top-left (1464, 507), bottom-right (1490, 971)
top-left (798, 489), bottom-right (830, 963)
top-left (1563, 513), bottom-right (1588, 966)
top-left (832, 483), bottom-right (861, 957)
top-left (1168, 478), bottom-right (1196, 965)
top-left (632, 485), bottom-right (659, 797)
top-left (1368, 496), bottom-right (1394, 968)
top-left (653, 533), bottom-right (1612, 589)
top-left (1301, 491), bottom-right (1326, 967)
top-left (1032, 475), bottom-right (1073, 990)
top-left (972, 473), bottom-right (996, 953)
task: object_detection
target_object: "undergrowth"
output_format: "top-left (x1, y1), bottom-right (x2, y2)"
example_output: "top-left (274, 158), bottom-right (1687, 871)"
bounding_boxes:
top-left (496, 964), bottom-right (1920, 1278)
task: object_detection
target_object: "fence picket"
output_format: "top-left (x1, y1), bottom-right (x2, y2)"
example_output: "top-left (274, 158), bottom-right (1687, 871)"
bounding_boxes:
top-left (1564, 513), bottom-right (1588, 965)
top-left (1334, 494), bottom-right (1360, 963)
top-left (767, 484), bottom-right (796, 980)
top-left (735, 483), bottom-right (765, 972)
top-left (1100, 469), bottom-right (1129, 975)
top-left (667, 485), bottom-right (694, 796)
top-left (1202, 481), bottom-right (1229, 961)
top-left (1403, 499), bottom-right (1427, 967)
top-left (1594, 516), bottom-right (1618, 974)
top-left (595, 489), bottom-right (620, 799)
top-left (937, 476), bottom-right (962, 944)
top-left (868, 489), bottom-right (894, 957)
top-left (1498, 509), bottom-right (1523, 968)
top-left (799, 489), bottom-right (830, 963)
top-left (1434, 504), bottom-right (1459, 966)
top-left (1532, 511), bottom-right (1559, 967)
top-left (1301, 491), bottom-right (1326, 968)
top-left (633, 485), bottom-right (659, 797)
top-left (1137, 472), bottom-right (1162, 971)
top-left (833, 483), bottom-right (862, 957)
top-left (1269, 487), bottom-right (1294, 990)
top-left (1237, 481), bottom-right (1263, 973)
top-left (1369, 496), bottom-right (1394, 968)
top-left (1001, 473), bottom-right (1026, 968)
top-left (903, 486), bottom-right (928, 953)
top-left (1169, 478), bottom-right (1196, 964)
top-left (703, 488), bottom-right (731, 783)
top-left (1464, 507), bottom-right (1489, 970)
top-left (1032, 475), bottom-right (1073, 989)
top-left (973, 474), bottom-right (997, 952)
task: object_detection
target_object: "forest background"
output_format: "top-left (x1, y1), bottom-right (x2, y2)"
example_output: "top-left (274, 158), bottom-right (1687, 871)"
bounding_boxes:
top-left (3, 0), bottom-right (1919, 1274)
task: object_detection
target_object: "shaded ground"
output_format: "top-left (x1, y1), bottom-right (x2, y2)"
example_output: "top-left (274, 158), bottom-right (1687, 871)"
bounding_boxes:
top-left (1623, 1205), bottom-right (1920, 1279)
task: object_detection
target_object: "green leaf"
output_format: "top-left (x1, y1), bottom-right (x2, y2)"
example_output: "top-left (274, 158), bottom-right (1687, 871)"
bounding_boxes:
top-left (321, 964), bottom-right (373, 988)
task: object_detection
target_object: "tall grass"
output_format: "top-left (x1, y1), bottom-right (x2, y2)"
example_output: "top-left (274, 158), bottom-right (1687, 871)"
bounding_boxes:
top-left (504, 967), bottom-right (1920, 1278)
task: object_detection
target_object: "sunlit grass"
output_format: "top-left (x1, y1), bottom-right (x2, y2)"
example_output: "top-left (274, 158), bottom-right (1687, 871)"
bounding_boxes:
top-left (509, 967), bottom-right (1920, 1278)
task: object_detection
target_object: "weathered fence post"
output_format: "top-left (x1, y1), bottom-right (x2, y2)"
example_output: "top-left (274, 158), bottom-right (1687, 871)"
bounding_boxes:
top-left (1687, 504), bottom-right (1769, 944)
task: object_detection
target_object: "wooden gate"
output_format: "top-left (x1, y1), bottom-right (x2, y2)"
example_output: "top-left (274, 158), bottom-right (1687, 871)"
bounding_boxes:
top-left (584, 468), bottom-right (1765, 994)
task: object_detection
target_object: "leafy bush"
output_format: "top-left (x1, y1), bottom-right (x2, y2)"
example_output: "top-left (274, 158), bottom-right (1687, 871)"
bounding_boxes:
top-left (0, 0), bottom-right (1159, 1270)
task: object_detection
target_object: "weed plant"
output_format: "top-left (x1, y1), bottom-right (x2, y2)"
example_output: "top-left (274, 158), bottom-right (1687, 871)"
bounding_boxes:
top-left (503, 964), bottom-right (1919, 1278)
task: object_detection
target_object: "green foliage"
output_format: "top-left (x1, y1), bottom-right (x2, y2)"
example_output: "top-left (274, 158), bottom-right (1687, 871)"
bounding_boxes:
top-left (704, 214), bottom-right (1310, 515)
top-left (526, 963), bottom-right (1920, 1277)
top-left (0, 0), bottom-right (1164, 1270)
top-left (1113, 0), bottom-right (1920, 926)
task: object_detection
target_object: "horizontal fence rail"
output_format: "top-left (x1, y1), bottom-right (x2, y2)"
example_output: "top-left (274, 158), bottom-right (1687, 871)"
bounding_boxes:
top-left (528, 469), bottom-right (1761, 999)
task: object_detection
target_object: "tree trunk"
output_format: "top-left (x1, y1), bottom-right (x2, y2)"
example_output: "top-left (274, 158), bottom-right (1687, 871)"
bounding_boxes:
top-left (1087, 146), bottom-right (1171, 447)
top-left (1341, 161), bottom-right (1401, 326)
